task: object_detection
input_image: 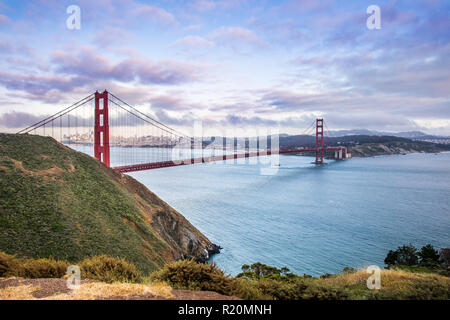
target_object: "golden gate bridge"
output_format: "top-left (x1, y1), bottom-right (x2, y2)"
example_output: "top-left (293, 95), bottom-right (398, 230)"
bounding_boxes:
top-left (18, 90), bottom-right (349, 172)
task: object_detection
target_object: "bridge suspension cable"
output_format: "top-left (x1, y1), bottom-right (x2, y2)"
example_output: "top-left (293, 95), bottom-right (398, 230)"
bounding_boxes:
top-left (302, 119), bottom-right (317, 136)
top-left (108, 92), bottom-right (190, 139)
top-left (107, 95), bottom-right (188, 139)
top-left (17, 93), bottom-right (95, 134)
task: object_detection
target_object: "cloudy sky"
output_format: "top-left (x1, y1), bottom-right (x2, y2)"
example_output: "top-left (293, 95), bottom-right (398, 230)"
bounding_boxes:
top-left (0, 0), bottom-right (449, 135)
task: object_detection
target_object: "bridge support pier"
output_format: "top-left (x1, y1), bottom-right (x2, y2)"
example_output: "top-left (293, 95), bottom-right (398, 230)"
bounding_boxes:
top-left (334, 149), bottom-right (343, 160)
top-left (94, 90), bottom-right (110, 167)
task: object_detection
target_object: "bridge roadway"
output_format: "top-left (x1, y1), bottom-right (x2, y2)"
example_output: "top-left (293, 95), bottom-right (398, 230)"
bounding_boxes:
top-left (113, 147), bottom-right (346, 173)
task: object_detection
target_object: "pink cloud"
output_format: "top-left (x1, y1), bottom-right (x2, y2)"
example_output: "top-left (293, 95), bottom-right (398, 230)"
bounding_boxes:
top-left (132, 4), bottom-right (177, 25)
top-left (210, 26), bottom-right (267, 48)
top-left (189, 0), bottom-right (246, 12)
top-left (190, 0), bottom-right (216, 11)
top-left (0, 13), bottom-right (10, 24)
top-left (0, 70), bottom-right (87, 102)
top-left (52, 49), bottom-right (203, 85)
top-left (0, 37), bottom-right (33, 56)
top-left (172, 35), bottom-right (215, 50)
top-left (92, 27), bottom-right (131, 48)
top-left (284, 0), bottom-right (333, 13)
top-left (0, 111), bottom-right (50, 128)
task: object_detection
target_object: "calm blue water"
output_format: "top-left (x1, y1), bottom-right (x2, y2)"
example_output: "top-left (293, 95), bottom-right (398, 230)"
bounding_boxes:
top-left (71, 145), bottom-right (450, 276)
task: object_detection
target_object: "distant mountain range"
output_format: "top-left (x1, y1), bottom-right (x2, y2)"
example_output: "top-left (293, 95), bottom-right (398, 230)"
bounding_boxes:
top-left (273, 130), bottom-right (447, 140)
top-left (321, 129), bottom-right (448, 140)
top-left (202, 131), bottom-right (450, 151)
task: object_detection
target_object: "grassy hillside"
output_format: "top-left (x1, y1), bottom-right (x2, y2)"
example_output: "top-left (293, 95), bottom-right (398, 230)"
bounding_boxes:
top-left (346, 140), bottom-right (447, 157)
top-left (0, 133), bottom-right (213, 274)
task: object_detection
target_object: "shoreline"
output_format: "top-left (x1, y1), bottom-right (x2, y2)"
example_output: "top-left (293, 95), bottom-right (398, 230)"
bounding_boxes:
top-left (350, 149), bottom-right (448, 159)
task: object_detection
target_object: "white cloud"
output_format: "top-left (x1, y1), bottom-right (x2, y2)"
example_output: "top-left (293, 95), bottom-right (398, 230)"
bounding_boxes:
top-left (172, 35), bottom-right (215, 50)
top-left (209, 26), bottom-right (267, 48)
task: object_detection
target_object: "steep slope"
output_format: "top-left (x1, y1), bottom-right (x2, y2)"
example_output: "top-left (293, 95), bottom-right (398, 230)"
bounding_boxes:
top-left (0, 133), bottom-right (217, 274)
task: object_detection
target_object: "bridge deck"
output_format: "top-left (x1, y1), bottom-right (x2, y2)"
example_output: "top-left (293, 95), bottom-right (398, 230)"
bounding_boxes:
top-left (114, 147), bottom-right (345, 173)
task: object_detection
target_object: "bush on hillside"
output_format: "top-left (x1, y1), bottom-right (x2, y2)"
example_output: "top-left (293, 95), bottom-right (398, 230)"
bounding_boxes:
top-left (0, 251), bottom-right (141, 283)
top-left (255, 279), bottom-right (302, 300)
top-left (79, 255), bottom-right (141, 283)
top-left (151, 260), bottom-right (268, 299)
top-left (0, 252), bottom-right (68, 279)
top-left (22, 257), bottom-right (69, 278)
top-left (151, 259), bottom-right (235, 294)
top-left (254, 278), bottom-right (348, 300)
top-left (301, 282), bottom-right (349, 300)
top-left (0, 251), bottom-right (24, 277)
top-left (151, 260), bottom-right (349, 300)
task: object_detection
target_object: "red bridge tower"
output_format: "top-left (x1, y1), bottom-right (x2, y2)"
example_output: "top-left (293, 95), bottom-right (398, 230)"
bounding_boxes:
top-left (315, 118), bottom-right (324, 164)
top-left (94, 90), bottom-right (110, 167)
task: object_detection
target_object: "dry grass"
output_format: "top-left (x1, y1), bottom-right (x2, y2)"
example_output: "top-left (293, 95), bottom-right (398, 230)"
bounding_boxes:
top-left (147, 281), bottom-right (174, 298)
top-left (379, 269), bottom-right (449, 292)
top-left (0, 284), bottom-right (40, 300)
top-left (317, 268), bottom-right (450, 298)
top-left (1, 252), bottom-right (142, 283)
top-left (320, 268), bottom-right (449, 286)
top-left (318, 268), bottom-right (371, 287)
top-left (0, 277), bottom-right (173, 300)
top-left (46, 281), bottom-right (173, 300)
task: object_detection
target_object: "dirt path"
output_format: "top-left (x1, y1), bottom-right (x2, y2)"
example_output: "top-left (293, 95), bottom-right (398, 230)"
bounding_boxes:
top-left (0, 278), bottom-right (240, 300)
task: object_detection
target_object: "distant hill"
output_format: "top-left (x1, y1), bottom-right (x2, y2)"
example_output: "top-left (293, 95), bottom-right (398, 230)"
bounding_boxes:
top-left (326, 129), bottom-right (448, 140)
top-left (0, 134), bottom-right (217, 274)
top-left (277, 134), bottom-right (450, 157)
top-left (202, 134), bottom-right (450, 157)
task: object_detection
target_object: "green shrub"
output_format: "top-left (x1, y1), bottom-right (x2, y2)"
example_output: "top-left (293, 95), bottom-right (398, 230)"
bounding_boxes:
top-left (406, 279), bottom-right (450, 300)
top-left (22, 257), bottom-right (69, 278)
top-left (152, 260), bottom-right (352, 300)
top-left (301, 283), bottom-right (348, 300)
top-left (152, 259), bottom-right (234, 294)
top-left (152, 260), bottom-right (272, 299)
top-left (0, 251), bottom-right (24, 277)
top-left (228, 278), bottom-right (269, 300)
top-left (254, 278), bottom-right (348, 300)
top-left (256, 279), bottom-right (302, 300)
top-left (342, 266), bottom-right (356, 273)
top-left (0, 252), bottom-right (68, 278)
top-left (79, 255), bottom-right (141, 283)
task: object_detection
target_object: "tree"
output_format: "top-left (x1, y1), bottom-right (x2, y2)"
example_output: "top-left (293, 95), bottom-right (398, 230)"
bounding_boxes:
top-left (384, 244), bottom-right (419, 267)
top-left (342, 266), bottom-right (356, 273)
top-left (280, 267), bottom-right (290, 276)
top-left (384, 250), bottom-right (398, 266)
top-left (237, 263), bottom-right (300, 281)
top-left (418, 244), bottom-right (439, 266)
top-left (396, 244), bottom-right (419, 266)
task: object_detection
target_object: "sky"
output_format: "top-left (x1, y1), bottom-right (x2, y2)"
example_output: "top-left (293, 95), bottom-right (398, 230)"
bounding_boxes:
top-left (0, 0), bottom-right (449, 136)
